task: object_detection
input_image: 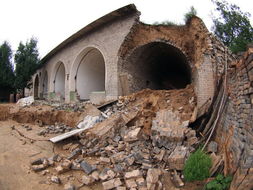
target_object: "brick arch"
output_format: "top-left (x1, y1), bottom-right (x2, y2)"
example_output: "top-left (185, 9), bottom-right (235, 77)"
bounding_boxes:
top-left (42, 70), bottom-right (49, 98)
top-left (119, 38), bottom-right (214, 109)
top-left (33, 74), bottom-right (39, 99)
top-left (119, 41), bottom-right (192, 93)
top-left (51, 61), bottom-right (66, 99)
top-left (70, 46), bottom-right (106, 100)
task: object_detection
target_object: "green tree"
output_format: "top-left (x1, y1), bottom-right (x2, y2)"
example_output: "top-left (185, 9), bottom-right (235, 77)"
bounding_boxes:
top-left (212, 0), bottom-right (253, 53)
top-left (15, 38), bottom-right (40, 93)
top-left (184, 6), bottom-right (197, 23)
top-left (0, 41), bottom-right (15, 90)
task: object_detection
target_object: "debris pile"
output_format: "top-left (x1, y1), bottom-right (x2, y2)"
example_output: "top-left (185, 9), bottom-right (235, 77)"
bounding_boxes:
top-left (52, 103), bottom-right (86, 112)
top-left (101, 102), bottom-right (123, 117)
top-left (30, 85), bottom-right (200, 189)
top-left (33, 100), bottom-right (89, 112)
top-left (37, 123), bottom-right (74, 136)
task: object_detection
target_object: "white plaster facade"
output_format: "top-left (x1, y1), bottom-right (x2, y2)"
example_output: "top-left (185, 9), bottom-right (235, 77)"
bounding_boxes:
top-left (33, 5), bottom-right (139, 102)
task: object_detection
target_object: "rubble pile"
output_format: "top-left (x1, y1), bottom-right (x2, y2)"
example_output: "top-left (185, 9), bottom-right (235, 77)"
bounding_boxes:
top-left (102, 103), bottom-right (121, 117)
top-left (37, 123), bottom-right (74, 136)
top-left (34, 100), bottom-right (88, 112)
top-left (52, 103), bottom-right (87, 112)
top-left (31, 85), bottom-right (199, 189)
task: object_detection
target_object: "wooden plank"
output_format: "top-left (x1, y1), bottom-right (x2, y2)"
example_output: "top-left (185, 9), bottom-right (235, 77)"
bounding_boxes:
top-left (50, 128), bottom-right (86, 143)
top-left (96, 100), bottom-right (118, 110)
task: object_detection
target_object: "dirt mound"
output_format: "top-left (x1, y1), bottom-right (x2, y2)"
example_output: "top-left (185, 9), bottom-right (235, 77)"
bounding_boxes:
top-left (120, 84), bottom-right (195, 115)
top-left (0, 84), bottom-right (195, 129)
top-left (0, 103), bottom-right (100, 128)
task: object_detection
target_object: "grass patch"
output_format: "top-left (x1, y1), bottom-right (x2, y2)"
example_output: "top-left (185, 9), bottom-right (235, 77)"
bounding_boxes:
top-left (183, 149), bottom-right (212, 181)
top-left (205, 174), bottom-right (232, 190)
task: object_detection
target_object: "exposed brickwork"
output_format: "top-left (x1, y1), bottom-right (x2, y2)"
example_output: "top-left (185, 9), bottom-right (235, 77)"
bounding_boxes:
top-left (206, 34), bottom-right (235, 83)
top-left (214, 48), bottom-right (253, 190)
top-left (118, 16), bottom-right (233, 109)
top-left (119, 17), bottom-right (211, 70)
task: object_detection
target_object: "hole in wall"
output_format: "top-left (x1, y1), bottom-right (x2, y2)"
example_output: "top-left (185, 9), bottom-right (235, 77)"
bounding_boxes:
top-left (123, 42), bottom-right (191, 92)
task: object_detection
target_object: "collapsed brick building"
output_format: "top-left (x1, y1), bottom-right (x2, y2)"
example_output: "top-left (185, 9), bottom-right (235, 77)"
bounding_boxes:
top-left (31, 4), bottom-right (253, 189)
top-left (33, 4), bottom-right (221, 108)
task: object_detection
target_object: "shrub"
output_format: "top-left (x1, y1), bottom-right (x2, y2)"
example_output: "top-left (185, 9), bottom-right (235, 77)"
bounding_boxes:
top-left (183, 149), bottom-right (212, 181)
top-left (205, 174), bottom-right (232, 190)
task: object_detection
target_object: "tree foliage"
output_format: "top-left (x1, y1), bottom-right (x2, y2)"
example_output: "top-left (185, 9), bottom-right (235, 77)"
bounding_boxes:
top-left (0, 41), bottom-right (15, 90)
top-left (212, 0), bottom-right (253, 53)
top-left (14, 38), bottom-right (40, 92)
top-left (184, 6), bottom-right (197, 23)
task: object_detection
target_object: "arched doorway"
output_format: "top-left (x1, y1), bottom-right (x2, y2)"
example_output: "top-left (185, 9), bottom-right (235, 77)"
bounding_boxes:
top-left (34, 75), bottom-right (39, 99)
top-left (75, 48), bottom-right (105, 100)
top-left (122, 42), bottom-right (191, 92)
top-left (42, 71), bottom-right (48, 98)
top-left (54, 62), bottom-right (65, 99)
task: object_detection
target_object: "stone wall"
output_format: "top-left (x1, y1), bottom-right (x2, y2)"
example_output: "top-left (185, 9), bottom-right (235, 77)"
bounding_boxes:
top-left (214, 47), bottom-right (253, 190)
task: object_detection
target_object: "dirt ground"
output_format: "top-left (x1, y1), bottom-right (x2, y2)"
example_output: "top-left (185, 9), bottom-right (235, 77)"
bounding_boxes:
top-left (0, 120), bottom-right (58, 190)
top-left (0, 103), bottom-right (100, 128)
top-left (0, 120), bottom-right (104, 190)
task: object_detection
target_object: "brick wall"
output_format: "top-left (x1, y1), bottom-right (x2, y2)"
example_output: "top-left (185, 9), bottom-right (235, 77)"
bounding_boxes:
top-left (118, 16), bottom-right (232, 109)
top-left (215, 48), bottom-right (253, 190)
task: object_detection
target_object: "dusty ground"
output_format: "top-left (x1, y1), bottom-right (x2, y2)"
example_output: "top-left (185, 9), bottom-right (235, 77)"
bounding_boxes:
top-left (0, 103), bottom-right (103, 189)
top-left (0, 120), bottom-right (104, 190)
top-left (0, 120), bottom-right (58, 190)
top-left (0, 103), bottom-right (100, 128)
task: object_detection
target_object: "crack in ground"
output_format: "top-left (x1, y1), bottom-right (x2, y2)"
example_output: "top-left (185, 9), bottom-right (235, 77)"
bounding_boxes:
top-left (11, 126), bottom-right (48, 142)
top-left (11, 127), bottom-right (55, 156)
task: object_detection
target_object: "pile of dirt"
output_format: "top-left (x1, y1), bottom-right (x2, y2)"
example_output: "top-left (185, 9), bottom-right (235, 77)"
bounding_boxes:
top-left (0, 103), bottom-right (100, 128)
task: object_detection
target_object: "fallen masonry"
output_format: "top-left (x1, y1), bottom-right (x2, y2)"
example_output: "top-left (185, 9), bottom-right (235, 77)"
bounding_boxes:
top-left (28, 86), bottom-right (208, 189)
top-left (38, 123), bottom-right (73, 136)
